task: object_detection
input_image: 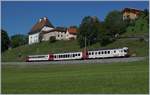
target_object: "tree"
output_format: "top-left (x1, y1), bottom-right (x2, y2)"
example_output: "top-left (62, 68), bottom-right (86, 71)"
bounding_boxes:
top-left (143, 9), bottom-right (149, 17)
top-left (49, 36), bottom-right (56, 43)
top-left (1, 29), bottom-right (10, 52)
top-left (96, 22), bottom-right (113, 46)
top-left (143, 9), bottom-right (149, 24)
top-left (126, 12), bottom-right (149, 36)
top-left (11, 34), bottom-right (28, 48)
top-left (77, 16), bottom-right (101, 48)
top-left (104, 10), bottom-right (127, 37)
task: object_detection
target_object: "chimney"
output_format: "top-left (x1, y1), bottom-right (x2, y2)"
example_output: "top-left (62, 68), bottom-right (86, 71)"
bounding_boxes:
top-left (39, 18), bottom-right (42, 22)
top-left (43, 17), bottom-right (47, 21)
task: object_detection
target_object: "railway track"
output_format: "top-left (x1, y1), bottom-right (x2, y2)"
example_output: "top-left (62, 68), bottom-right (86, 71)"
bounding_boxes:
top-left (2, 57), bottom-right (146, 65)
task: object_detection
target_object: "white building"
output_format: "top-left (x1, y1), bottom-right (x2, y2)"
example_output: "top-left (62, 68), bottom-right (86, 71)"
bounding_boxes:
top-left (28, 17), bottom-right (78, 44)
top-left (28, 17), bottom-right (54, 44)
top-left (28, 32), bottom-right (40, 44)
top-left (42, 27), bottom-right (67, 41)
top-left (42, 27), bottom-right (78, 41)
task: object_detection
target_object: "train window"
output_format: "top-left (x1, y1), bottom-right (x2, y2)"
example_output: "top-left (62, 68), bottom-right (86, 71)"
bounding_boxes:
top-left (89, 52), bottom-right (91, 55)
top-left (124, 49), bottom-right (127, 52)
top-left (92, 52), bottom-right (94, 55)
top-left (95, 52), bottom-right (97, 55)
top-left (30, 56), bottom-right (47, 58)
top-left (102, 51), bottom-right (103, 54)
top-left (114, 50), bottom-right (116, 53)
top-left (78, 54), bottom-right (80, 56)
top-left (108, 51), bottom-right (110, 54)
top-left (105, 51), bottom-right (107, 54)
top-left (99, 52), bottom-right (101, 54)
top-left (73, 54), bottom-right (75, 57)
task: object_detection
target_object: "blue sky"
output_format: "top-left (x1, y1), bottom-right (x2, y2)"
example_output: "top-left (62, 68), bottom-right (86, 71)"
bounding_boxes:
top-left (1, 1), bottom-right (149, 36)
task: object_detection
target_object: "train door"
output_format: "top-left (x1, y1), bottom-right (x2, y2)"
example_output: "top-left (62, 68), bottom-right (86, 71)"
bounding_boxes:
top-left (82, 48), bottom-right (89, 60)
top-left (48, 53), bottom-right (54, 61)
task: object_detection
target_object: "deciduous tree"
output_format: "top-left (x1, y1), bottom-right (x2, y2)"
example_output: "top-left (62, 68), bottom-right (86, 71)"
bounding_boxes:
top-left (11, 34), bottom-right (28, 48)
top-left (77, 16), bottom-right (101, 48)
top-left (1, 29), bottom-right (10, 52)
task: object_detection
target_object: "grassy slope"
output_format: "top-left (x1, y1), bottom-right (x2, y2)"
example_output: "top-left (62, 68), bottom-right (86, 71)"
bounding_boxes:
top-left (2, 59), bottom-right (149, 94)
top-left (122, 29), bottom-right (149, 37)
top-left (2, 38), bottom-right (148, 62)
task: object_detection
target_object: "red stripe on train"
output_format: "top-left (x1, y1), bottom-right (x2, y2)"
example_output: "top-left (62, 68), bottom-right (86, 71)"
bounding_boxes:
top-left (82, 48), bottom-right (88, 60)
top-left (48, 54), bottom-right (54, 61)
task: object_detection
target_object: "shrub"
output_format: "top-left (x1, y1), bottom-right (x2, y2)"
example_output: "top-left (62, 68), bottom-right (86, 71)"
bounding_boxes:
top-left (49, 36), bottom-right (56, 43)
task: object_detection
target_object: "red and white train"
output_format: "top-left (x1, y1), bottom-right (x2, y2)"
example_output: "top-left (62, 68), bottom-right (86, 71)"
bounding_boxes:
top-left (26, 47), bottom-right (129, 62)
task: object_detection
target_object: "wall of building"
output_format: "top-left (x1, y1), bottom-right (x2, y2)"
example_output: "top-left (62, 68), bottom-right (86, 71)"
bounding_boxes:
top-left (28, 33), bottom-right (40, 44)
top-left (42, 31), bottom-right (68, 41)
top-left (123, 12), bottom-right (138, 20)
top-left (28, 27), bottom-right (78, 44)
top-left (66, 31), bottom-right (77, 40)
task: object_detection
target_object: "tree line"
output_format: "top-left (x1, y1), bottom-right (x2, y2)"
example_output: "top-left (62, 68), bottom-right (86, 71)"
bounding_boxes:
top-left (1, 9), bottom-right (149, 52)
top-left (77, 9), bottom-right (149, 48)
top-left (1, 30), bottom-right (28, 52)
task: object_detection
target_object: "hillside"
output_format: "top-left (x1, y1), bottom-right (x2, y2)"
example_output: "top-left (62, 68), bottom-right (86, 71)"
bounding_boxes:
top-left (2, 36), bottom-right (148, 62)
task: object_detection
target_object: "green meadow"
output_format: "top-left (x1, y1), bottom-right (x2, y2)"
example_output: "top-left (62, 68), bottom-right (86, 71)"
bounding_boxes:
top-left (2, 58), bottom-right (149, 94)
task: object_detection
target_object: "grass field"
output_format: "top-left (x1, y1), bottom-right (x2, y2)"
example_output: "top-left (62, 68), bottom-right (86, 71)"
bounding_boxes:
top-left (2, 59), bottom-right (149, 94)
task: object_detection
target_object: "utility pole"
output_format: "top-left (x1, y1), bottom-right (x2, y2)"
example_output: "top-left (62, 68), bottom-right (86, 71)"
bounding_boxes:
top-left (85, 36), bottom-right (86, 50)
